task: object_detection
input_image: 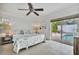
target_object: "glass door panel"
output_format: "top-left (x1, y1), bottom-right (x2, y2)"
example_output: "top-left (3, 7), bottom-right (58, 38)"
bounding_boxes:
top-left (51, 18), bottom-right (78, 46)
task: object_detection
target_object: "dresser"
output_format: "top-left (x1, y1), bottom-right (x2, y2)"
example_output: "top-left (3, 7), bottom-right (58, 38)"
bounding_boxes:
top-left (0, 37), bottom-right (1, 45)
top-left (74, 36), bottom-right (79, 55)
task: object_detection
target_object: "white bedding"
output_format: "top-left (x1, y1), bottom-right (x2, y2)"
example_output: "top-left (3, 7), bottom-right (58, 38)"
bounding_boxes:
top-left (13, 34), bottom-right (45, 53)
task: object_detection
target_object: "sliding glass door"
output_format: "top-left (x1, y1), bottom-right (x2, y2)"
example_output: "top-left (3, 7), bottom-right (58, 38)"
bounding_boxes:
top-left (51, 18), bottom-right (78, 46)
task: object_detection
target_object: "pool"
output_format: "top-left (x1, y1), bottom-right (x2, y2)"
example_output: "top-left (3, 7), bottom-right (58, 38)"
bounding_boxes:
top-left (63, 34), bottom-right (74, 41)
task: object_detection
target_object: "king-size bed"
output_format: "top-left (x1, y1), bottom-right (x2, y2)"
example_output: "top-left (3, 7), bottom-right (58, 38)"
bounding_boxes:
top-left (13, 34), bottom-right (45, 54)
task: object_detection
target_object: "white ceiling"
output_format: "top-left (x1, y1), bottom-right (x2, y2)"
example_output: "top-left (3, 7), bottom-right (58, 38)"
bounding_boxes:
top-left (0, 3), bottom-right (78, 19)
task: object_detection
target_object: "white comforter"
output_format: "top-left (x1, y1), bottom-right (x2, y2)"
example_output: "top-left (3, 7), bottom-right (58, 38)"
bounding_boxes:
top-left (13, 34), bottom-right (45, 54)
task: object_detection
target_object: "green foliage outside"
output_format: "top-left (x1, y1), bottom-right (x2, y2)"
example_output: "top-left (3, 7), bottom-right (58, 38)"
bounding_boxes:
top-left (52, 22), bottom-right (58, 32)
top-left (51, 21), bottom-right (62, 32)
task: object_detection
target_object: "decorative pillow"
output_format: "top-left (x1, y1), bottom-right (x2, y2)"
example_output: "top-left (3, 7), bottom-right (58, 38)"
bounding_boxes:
top-left (19, 30), bottom-right (24, 35)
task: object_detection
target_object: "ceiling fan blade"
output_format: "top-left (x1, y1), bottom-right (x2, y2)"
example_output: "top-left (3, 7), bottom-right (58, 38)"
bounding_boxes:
top-left (26, 11), bottom-right (31, 15)
top-left (18, 9), bottom-right (29, 10)
top-left (28, 3), bottom-right (33, 9)
top-left (34, 8), bottom-right (44, 11)
top-left (33, 12), bottom-right (39, 16)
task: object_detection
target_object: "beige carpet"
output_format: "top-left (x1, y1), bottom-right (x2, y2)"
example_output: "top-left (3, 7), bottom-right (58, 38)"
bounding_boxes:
top-left (0, 40), bottom-right (73, 55)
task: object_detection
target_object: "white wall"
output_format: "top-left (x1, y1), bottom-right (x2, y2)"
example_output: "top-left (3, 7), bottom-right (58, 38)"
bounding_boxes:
top-left (0, 13), bottom-right (44, 34)
top-left (3, 16), bottom-right (44, 32)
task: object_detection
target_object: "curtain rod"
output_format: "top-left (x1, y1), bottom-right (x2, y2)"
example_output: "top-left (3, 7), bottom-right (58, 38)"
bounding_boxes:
top-left (51, 14), bottom-right (79, 22)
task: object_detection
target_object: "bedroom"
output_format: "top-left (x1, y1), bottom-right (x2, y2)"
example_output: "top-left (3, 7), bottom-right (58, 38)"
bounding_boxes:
top-left (0, 3), bottom-right (79, 55)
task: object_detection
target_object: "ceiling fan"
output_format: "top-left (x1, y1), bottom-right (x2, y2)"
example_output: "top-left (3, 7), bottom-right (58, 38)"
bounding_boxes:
top-left (18, 3), bottom-right (44, 16)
